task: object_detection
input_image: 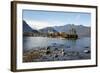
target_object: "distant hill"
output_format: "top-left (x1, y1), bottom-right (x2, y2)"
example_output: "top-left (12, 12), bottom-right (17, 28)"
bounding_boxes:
top-left (54, 24), bottom-right (91, 37)
top-left (39, 27), bottom-right (58, 33)
top-left (23, 20), bottom-right (39, 33)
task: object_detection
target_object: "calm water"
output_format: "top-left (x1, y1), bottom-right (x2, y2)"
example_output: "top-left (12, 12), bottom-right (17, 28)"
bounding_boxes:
top-left (23, 37), bottom-right (90, 52)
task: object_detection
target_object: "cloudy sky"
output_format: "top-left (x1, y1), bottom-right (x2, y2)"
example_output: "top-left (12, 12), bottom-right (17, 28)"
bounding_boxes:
top-left (23, 10), bottom-right (91, 30)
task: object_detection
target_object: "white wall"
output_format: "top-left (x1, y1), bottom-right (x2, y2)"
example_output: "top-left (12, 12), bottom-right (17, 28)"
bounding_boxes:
top-left (0, 0), bottom-right (99, 73)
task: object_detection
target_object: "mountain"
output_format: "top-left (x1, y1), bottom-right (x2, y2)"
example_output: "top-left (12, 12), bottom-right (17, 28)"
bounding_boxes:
top-left (23, 20), bottom-right (38, 33)
top-left (23, 20), bottom-right (90, 37)
top-left (73, 25), bottom-right (90, 37)
top-left (54, 24), bottom-right (91, 37)
top-left (39, 27), bottom-right (58, 33)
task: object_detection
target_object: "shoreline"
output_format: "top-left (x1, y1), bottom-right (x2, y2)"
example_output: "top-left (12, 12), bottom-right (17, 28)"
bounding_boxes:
top-left (23, 47), bottom-right (90, 62)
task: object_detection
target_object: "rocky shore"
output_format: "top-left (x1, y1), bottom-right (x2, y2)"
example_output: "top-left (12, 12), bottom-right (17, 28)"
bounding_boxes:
top-left (23, 45), bottom-right (90, 62)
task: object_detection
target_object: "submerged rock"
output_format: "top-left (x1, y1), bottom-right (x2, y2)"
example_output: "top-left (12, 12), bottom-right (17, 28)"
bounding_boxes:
top-left (84, 46), bottom-right (89, 48)
top-left (54, 48), bottom-right (58, 51)
top-left (67, 46), bottom-right (70, 48)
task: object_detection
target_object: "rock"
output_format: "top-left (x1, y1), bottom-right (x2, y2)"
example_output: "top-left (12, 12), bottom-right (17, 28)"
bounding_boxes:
top-left (46, 51), bottom-right (51, 55)
top-left (55, 55), bottom-right (58, 58)
top-left (83, 50), bottom-right (90, 53)
top-left (47, 46), bottom-right (50, 50)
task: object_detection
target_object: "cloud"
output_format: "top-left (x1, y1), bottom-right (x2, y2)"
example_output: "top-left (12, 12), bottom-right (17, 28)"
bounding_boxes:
top-left (25, 20), bottom-right (54, 30)
top-left (25, 20), bottom-right (65, 30)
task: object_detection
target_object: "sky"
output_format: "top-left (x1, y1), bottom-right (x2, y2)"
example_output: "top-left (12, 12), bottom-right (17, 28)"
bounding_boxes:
top-left (23, 10), bottom-right (91, 30)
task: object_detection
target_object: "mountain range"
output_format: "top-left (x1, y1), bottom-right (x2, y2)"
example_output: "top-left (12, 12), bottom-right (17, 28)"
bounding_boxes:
top-left (39, 27), bottom-right (58, 33)
top-left (23, 20), bottom-right (91, 37)
top-left (53, 24), bottom-right (91, 37)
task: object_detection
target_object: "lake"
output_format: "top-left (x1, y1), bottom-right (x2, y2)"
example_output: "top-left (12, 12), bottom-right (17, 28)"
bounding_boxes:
top-left (23, 37), bottom-right (91, 62)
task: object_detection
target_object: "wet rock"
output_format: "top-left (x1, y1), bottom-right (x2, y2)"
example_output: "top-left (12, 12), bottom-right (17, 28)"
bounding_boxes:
top-left (47, 46), bottom-right (50, 50)
top-left (46, 51), bottom-right (51, 55)
top-left (83, 50), bottom-right (90, 54)
top-left (55, 55), bottom-right (58, 58)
